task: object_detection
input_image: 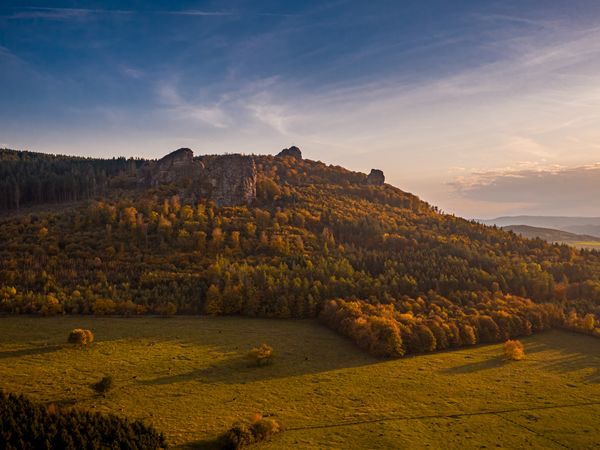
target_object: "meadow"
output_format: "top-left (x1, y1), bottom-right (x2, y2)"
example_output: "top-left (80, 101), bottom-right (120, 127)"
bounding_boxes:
top-left (0, 316), bottom-right (599, 449)
top-left (572, 241), bottom-right (600, 250)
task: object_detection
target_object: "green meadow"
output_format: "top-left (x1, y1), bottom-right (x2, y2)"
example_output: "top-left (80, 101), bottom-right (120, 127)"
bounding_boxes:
top-left (0, 316), bottom-right (599, 449)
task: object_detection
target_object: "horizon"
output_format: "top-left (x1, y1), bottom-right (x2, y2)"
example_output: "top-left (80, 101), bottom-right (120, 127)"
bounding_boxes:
top-left (3, 0), bottom-right (600, 217)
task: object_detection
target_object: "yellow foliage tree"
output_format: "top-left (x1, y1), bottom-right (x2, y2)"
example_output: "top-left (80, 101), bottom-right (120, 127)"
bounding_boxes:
top-left (504, 339), bottom-right (525, 361)
top-left (247, 343), bottom-right (273, 366)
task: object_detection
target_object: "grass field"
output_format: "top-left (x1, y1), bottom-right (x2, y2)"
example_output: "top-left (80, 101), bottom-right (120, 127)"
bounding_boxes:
top-left (1, 316), bottom-right (599, 449)
top-left (571, 241), bottom-right (600, 250)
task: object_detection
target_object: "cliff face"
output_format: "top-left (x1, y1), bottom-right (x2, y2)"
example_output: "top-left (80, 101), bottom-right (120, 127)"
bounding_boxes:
top-left (144, 149), bottom-right (257, 206)
top-left (202, 154), bottom-right (257, 207)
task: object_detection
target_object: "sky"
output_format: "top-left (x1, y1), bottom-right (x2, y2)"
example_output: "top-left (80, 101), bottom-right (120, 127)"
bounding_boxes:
top-left (2, 1), bottom-right (600, 218)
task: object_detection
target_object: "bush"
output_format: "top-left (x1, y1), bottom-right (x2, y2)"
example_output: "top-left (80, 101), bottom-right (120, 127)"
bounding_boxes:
top-left (250, 415), bottom-right (281, 440)
top-left (218, 414), bottom-right (282, 449)
top-left (92, 376), bottom-right (113, 394)
top-left (67, 328), bottom-right (94, 346)
top-left (219, 421), bottom-right (254, 449)
top-left (247, 343), bottom-right (273, 366)
top-left (504, 339), bottom-right (525, 361)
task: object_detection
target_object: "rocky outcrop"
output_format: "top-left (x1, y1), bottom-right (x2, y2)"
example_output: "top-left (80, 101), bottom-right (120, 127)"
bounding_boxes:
top-left (144, 149), bottom-right (257, 206)
top-left (149, 148), bottom-right (203, 186)
top-left (276, 146), bottom-right (302, 160)
top-left (202, 154), bottom-right (257, 207)
top-left (366, 169), bottom-right (385, 185)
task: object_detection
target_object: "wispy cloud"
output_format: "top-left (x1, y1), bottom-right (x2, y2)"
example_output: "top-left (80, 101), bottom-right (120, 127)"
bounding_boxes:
top-left (5, 7), bottom-right (133, 20)
top-left (121, 66), bottom-right (145, 79)
top-left (164, 10), bottom-right (234, 17)
top-left (157, 83), bottom-right (231, 129)
top-left (3, 7), bottom-right (290, 21)
top-left (3, 7), bottom-right (234, 21)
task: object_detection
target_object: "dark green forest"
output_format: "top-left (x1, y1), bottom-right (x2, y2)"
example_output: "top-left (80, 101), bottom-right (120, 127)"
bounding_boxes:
top-left (0, 390), bottom-right (166, 449)
top-left (1, 148), bottom-right (599, 357)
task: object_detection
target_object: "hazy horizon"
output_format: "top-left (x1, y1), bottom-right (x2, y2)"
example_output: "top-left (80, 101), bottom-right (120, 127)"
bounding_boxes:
top-left (3, 0), bottom-right (600, 218)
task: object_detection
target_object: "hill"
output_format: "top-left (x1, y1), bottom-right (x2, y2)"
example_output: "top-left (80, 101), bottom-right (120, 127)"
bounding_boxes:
top-left (503, 225), bottom-right (600, 249)
top-left (1, 147), bottom-right (600, 357)
top-left (481, 216), bottom-right (600, 238)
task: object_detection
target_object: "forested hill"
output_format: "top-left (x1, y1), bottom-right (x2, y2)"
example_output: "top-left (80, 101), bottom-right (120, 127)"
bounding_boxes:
top-left (0, 148), bottom-right (147, 210)
top-left (1, 147), bottom-right (599, 357)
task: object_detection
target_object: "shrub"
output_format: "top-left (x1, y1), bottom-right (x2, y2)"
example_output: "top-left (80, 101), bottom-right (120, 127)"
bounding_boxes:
top-left (247, 343), bottom-right (273, 366)
top-left (504, 339), bottom-right (525, 361)
top-left (218, 414), bottom-right (282, 449)
top-left (219, 421), bottom-right (254, 449)
top-left (250, 415), bottom-right (281, 440)
top-left (67, 328), bottom-right (94, 346)
top-left (92, 376), bottom-right (113, 394)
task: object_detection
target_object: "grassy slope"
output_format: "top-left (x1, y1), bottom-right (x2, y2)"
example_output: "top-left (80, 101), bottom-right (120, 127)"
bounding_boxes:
top-left (0, 317), bottom-right (599, 449)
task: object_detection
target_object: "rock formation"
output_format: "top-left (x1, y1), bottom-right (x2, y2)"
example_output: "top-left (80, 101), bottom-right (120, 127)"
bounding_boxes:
top-left (276, 146), bottom-right (302, 160)
top-left (144, 149), bottom-right (257, 206)
top-left (366, 169), bottom-right (385, 185)
top-left (149, 148), bottom-right (203, 186)
top-left (202, 154), bottom-right (257, 207)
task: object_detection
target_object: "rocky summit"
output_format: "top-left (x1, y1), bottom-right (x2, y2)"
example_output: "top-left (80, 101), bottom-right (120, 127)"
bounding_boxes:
top-left (366, 169), bottom-right (385, 185)
top-left (149, 148), bottom-right (203, 186)
top-left (276, 146), bottom-right (302, 160)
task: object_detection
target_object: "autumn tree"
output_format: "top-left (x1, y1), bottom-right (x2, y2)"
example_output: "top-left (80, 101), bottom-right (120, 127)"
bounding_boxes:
top-left (504, 339), bottom-right (525, 361)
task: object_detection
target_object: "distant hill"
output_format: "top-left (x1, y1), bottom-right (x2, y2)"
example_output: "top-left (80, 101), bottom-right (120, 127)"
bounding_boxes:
top-left (481, 216), bottom-right (600, 238)
top-left (503, 225), bottom-right (600, 249)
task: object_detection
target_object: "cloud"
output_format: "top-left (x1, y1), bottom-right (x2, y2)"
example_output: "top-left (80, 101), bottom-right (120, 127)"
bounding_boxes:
top-left (3, 7), bottom-right (236, 21)
top-left (5, 7), bottom-right (133, 21)
top-left (157, 83), bottom-right (231, 129)
top-left (121, 66), bottom-right (144, 79)
top-left (164, 10), bottom-right (234, 17)
top-left (449, 164), bottom-right (600, 216)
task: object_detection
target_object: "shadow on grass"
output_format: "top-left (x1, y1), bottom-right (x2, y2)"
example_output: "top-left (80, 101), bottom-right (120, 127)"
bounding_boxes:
top-left (440, 331), bottom-right (600, 382)
top-left (175, 438), bottom-right (222, 450)
top-left (137, 352), bottom-right (348, 386)
top-left (441, 356), bottom-right (506, 374)
top-left (521, 331), bottom-right (600, 384)
top-left (0, 344), bottom-right (63, 359)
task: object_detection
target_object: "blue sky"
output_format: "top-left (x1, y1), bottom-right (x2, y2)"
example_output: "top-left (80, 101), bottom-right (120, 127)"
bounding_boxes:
top-left (2, 1), bottom-right (600, 217)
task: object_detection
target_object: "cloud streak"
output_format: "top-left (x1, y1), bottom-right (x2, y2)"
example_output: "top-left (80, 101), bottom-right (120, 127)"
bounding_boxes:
top-left (5, 7), bottom-right (133, 20)
top-left (3, 7), bottom-right (290, 21)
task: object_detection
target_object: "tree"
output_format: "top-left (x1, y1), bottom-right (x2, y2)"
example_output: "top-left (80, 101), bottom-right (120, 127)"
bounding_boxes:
top-left (204, 284), bottom-right (223, 315)
top-left (68, 328), bottom-right (94, 346)
top-left (247, 343), bottom-right (273, 366)
top-left (504, 339), bottom-right (525, 361)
